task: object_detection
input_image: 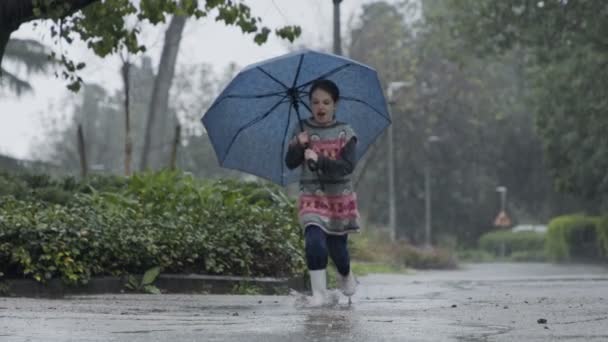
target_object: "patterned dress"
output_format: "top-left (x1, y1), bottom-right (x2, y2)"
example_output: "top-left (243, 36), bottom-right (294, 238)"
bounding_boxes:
top-left (285, 119), bottom-right (360, 235)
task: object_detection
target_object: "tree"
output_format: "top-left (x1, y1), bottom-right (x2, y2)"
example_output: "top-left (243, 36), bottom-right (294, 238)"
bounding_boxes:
top-left (140, 14), bottom-right (186, 171)
top-left (0, 39), bottom-right (53, 95)
top-left (346, 0), bottom-right (594, 246)
top-left (36, 57), bottom-right (156, 174)
top-left (0, 0), bottom-right (301, 91)
top-left (438, 0), bottom-right (608, 204)
top-left (34, 55), bottom-right (239, 179)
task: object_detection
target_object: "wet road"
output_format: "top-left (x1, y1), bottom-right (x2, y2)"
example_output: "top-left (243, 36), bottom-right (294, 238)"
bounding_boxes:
top-left (1, 263), bottom-right (608, 341)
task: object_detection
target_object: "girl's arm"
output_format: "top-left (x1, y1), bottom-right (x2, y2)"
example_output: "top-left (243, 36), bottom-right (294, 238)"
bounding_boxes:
top-left (316, 138), bottom-right (357, 177)
top-left (285, 140), bottom-right (305, 169)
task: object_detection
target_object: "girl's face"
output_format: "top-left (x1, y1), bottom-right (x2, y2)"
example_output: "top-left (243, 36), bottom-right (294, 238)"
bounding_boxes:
top-left (310, 88), bottom-right (337, 125)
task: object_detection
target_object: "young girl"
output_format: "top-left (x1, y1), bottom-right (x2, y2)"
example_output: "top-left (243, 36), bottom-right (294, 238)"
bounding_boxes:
top-left (285, 79), bottom-right (359, 306)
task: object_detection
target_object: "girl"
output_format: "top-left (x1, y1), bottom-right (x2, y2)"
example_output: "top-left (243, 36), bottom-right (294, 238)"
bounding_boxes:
top-left (285, 79), bottom-right (359, 306)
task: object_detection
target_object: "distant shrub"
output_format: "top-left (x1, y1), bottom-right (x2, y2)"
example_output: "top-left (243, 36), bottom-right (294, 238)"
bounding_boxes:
top-left (598, 216), bottom-right (608, 257)
top-left (350, 230), bottom-right (457, 270)
top-left (545, 215), bottom-right (601, 262)
top-left (479, 230), bottom-right (545, 258)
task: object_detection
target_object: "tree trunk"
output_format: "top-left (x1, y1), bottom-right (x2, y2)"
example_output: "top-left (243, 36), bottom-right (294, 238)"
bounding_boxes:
top-left (77, 124), bottom-right (88, 178)
top-left (139, 15), bottom-right (187, 171)
top-left (169, 125), bottom-right (181, 170)
top-left (0, 0), bottom-right (99, 66)
top-left (122, 60), bottom-right (132, 176)
top-left (0, 29), bottom-right (9, 69)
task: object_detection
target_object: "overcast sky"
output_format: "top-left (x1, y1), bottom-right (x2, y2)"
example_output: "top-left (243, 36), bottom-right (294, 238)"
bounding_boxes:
top-left (0, 0), bottom-right (385, 160)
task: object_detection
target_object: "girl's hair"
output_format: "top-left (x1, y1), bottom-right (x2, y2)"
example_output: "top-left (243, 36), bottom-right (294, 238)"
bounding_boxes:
top-left (309, 79), bottom-right (340, 102)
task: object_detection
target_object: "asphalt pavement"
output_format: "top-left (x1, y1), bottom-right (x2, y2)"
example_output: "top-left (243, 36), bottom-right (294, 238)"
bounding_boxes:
top-left (1, 263), bottom-right (608, 341)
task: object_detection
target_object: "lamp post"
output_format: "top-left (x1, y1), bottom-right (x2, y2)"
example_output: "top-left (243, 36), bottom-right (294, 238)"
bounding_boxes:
top-left (496, 186), bottom-right (507, 212)
top-left (493, 186), bottom-right (512, 230)
top-left (424, 135), bottom-right (440, 248)
top-left (495, 185), bottom-right (510, 255)
top-left (386, 81), bottom-right (411, 241)
top-left (333, 0), bottom-right (342, 55)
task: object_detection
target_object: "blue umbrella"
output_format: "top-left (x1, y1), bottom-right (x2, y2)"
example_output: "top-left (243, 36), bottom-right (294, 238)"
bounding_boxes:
top-left (201, 49), bottom-right (390, 186)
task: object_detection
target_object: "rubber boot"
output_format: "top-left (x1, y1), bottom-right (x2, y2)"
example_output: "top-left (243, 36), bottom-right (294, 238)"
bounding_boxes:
top-left (308, 269), bottom-right (339, 307)
top-left (338, 271), bottom-right (357, 304)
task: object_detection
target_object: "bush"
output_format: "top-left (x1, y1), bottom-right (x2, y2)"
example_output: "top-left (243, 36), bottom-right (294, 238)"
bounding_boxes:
top-left (456, 249), bottom-right (495, 263)
top-left (0, 171), bottom-right (128, 205)
top-left (350, 230), bottom-right (457, 269)
top-left (598, 216), bottom-right (608, 257)
top-left (545, 215), bottom-right (601, 262)
top-left (0, 171), bottom-right (305, 285)
top-left (479, 230), bottom-right (545, 258)
top-left (510, 250), bottom-right (546, 262)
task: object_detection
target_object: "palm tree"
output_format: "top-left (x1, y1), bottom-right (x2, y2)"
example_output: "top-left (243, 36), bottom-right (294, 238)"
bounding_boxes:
top-left (0, 38), bottom-right (54, 96)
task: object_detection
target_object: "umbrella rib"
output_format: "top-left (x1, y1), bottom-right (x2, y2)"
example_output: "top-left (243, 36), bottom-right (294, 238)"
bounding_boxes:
top-left (296, 63), bottom-right (353, 89)
top-left (340, 96), bottom-right (391, 122)
top-left (256, 67), bottom-right (289, 90)
top-left (297, 98), bottom-right (313, 115)
top-left (224, 91), bottom-right (286, 99)
top-left (291, 54), bottom-right (305, 88)
top-left (206, 91), bottom-right (286, 113)
top-left (281, 101), bottom-right (294, 185)
top-left (221, 95), bottom-right (291, 164)
top-left (298, 94), bottom-right (389, 124)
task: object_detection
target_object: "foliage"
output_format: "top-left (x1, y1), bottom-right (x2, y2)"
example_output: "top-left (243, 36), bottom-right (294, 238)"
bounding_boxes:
top-left (437, 0), bottom-right (608, 203)
top-left (598, 216), bottom-right (608, 257)
top-left (545, 215), bottom-right (601, 262)
top-left (479, 230), bottom-right (545, 258)
top-left (33, 58), bottom-right (236, 178)
top-left (0, 171), bottom-right (305, 285)
top-left (456, 249), bottom-right (495, 263)
top-left (3, 0), bottom-right (300, 91)
top-left (0, 38), bottom-right (55, 96)
top-left (230, 283), bottom-right (263, 295)
top-left (351, 262), bottom-right (407, 276)
top-left (350, 229), bottom-right (456, 270)
top-left (125, 266), bottom-right (161, 294)
top-left (509, 250), bottom-right (546, 262)
top-left (346, 1), bottom-right (595, 246)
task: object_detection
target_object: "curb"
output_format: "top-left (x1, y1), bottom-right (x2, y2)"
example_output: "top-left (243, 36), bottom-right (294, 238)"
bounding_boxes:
top-left (1, 274), bottom-right (308, 298)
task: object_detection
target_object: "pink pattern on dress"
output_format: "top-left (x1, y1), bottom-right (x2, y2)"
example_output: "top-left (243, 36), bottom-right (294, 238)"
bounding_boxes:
top-left (299, 193), bottom-right (359, 220)
top-left (310, 137), bottom-right (348, 160)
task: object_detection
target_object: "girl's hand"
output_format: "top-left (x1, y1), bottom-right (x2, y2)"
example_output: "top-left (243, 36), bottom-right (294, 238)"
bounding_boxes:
top-left (304, 149), bottom-right (318, 162)
top-left (297, 131), bottom-right (309, 146)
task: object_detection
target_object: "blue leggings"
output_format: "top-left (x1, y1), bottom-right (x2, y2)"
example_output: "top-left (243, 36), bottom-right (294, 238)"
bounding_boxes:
top-left (305, 225), bottom-right (350, 276)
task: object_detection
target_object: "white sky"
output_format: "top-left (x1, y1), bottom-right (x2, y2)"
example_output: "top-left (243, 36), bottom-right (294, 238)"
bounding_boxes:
top-left (0, 0), bottom-right (381, 160)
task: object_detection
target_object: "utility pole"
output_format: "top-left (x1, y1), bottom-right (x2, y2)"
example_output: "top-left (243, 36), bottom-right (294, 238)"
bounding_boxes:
top-left (386, 81), bottom-right (410, 241)
top-left (333, 0), bottom-right (342, 55)
top-left (424, 135), bottom-right (440, 248)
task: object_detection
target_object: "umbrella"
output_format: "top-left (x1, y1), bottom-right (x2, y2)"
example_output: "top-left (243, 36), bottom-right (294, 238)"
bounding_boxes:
top-left (201, 49), bottom-right (390, 186)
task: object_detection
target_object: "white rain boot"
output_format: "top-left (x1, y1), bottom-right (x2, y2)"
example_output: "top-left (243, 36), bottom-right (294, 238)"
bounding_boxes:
top-left (308, 269), bottom-right (339, 307)
top-left (338, 271), bottom-right (357, 300)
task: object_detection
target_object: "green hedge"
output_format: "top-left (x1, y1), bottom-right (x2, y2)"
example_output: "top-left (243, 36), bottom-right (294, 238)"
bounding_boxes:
top-left (0, 171), bottom-right (305, 285)
top-left (545, 215), bottom-right (601, 262)
top-left (479, 230), bottom-right (545, 259)
top-left (350, 230), bottom-right (457, 269)
top-left (598, 216), bottom-right (608, 257)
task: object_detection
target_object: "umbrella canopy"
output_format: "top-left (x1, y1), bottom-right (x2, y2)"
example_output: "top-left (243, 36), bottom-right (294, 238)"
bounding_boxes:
top-left (201, 49), bottom-right (390, 186)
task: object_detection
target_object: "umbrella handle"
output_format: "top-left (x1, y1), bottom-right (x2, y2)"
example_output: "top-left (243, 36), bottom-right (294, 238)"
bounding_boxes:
top-left (307, 159), bottom-right (318, 171)
top-left (303, 142), bottom-right (318, 171)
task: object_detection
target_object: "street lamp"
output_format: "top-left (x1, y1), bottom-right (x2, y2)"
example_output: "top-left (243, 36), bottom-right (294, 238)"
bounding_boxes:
top-left (496, 186), bottom-right (507, 212)
top-left (493, 185), bottom-right (512, 229)
top-left (333, 0), bottom-right (342, 55)
top-left (424, 135), bottom-right (440, 248)
top-left (386, 81), bottom-right (412, 241)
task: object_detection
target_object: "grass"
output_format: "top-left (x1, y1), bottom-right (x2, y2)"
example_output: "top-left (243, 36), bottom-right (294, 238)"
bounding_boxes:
top-left (351, 261), bottom-right (409, 276)
top-left (326, 261), bottom-right (409, 288)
